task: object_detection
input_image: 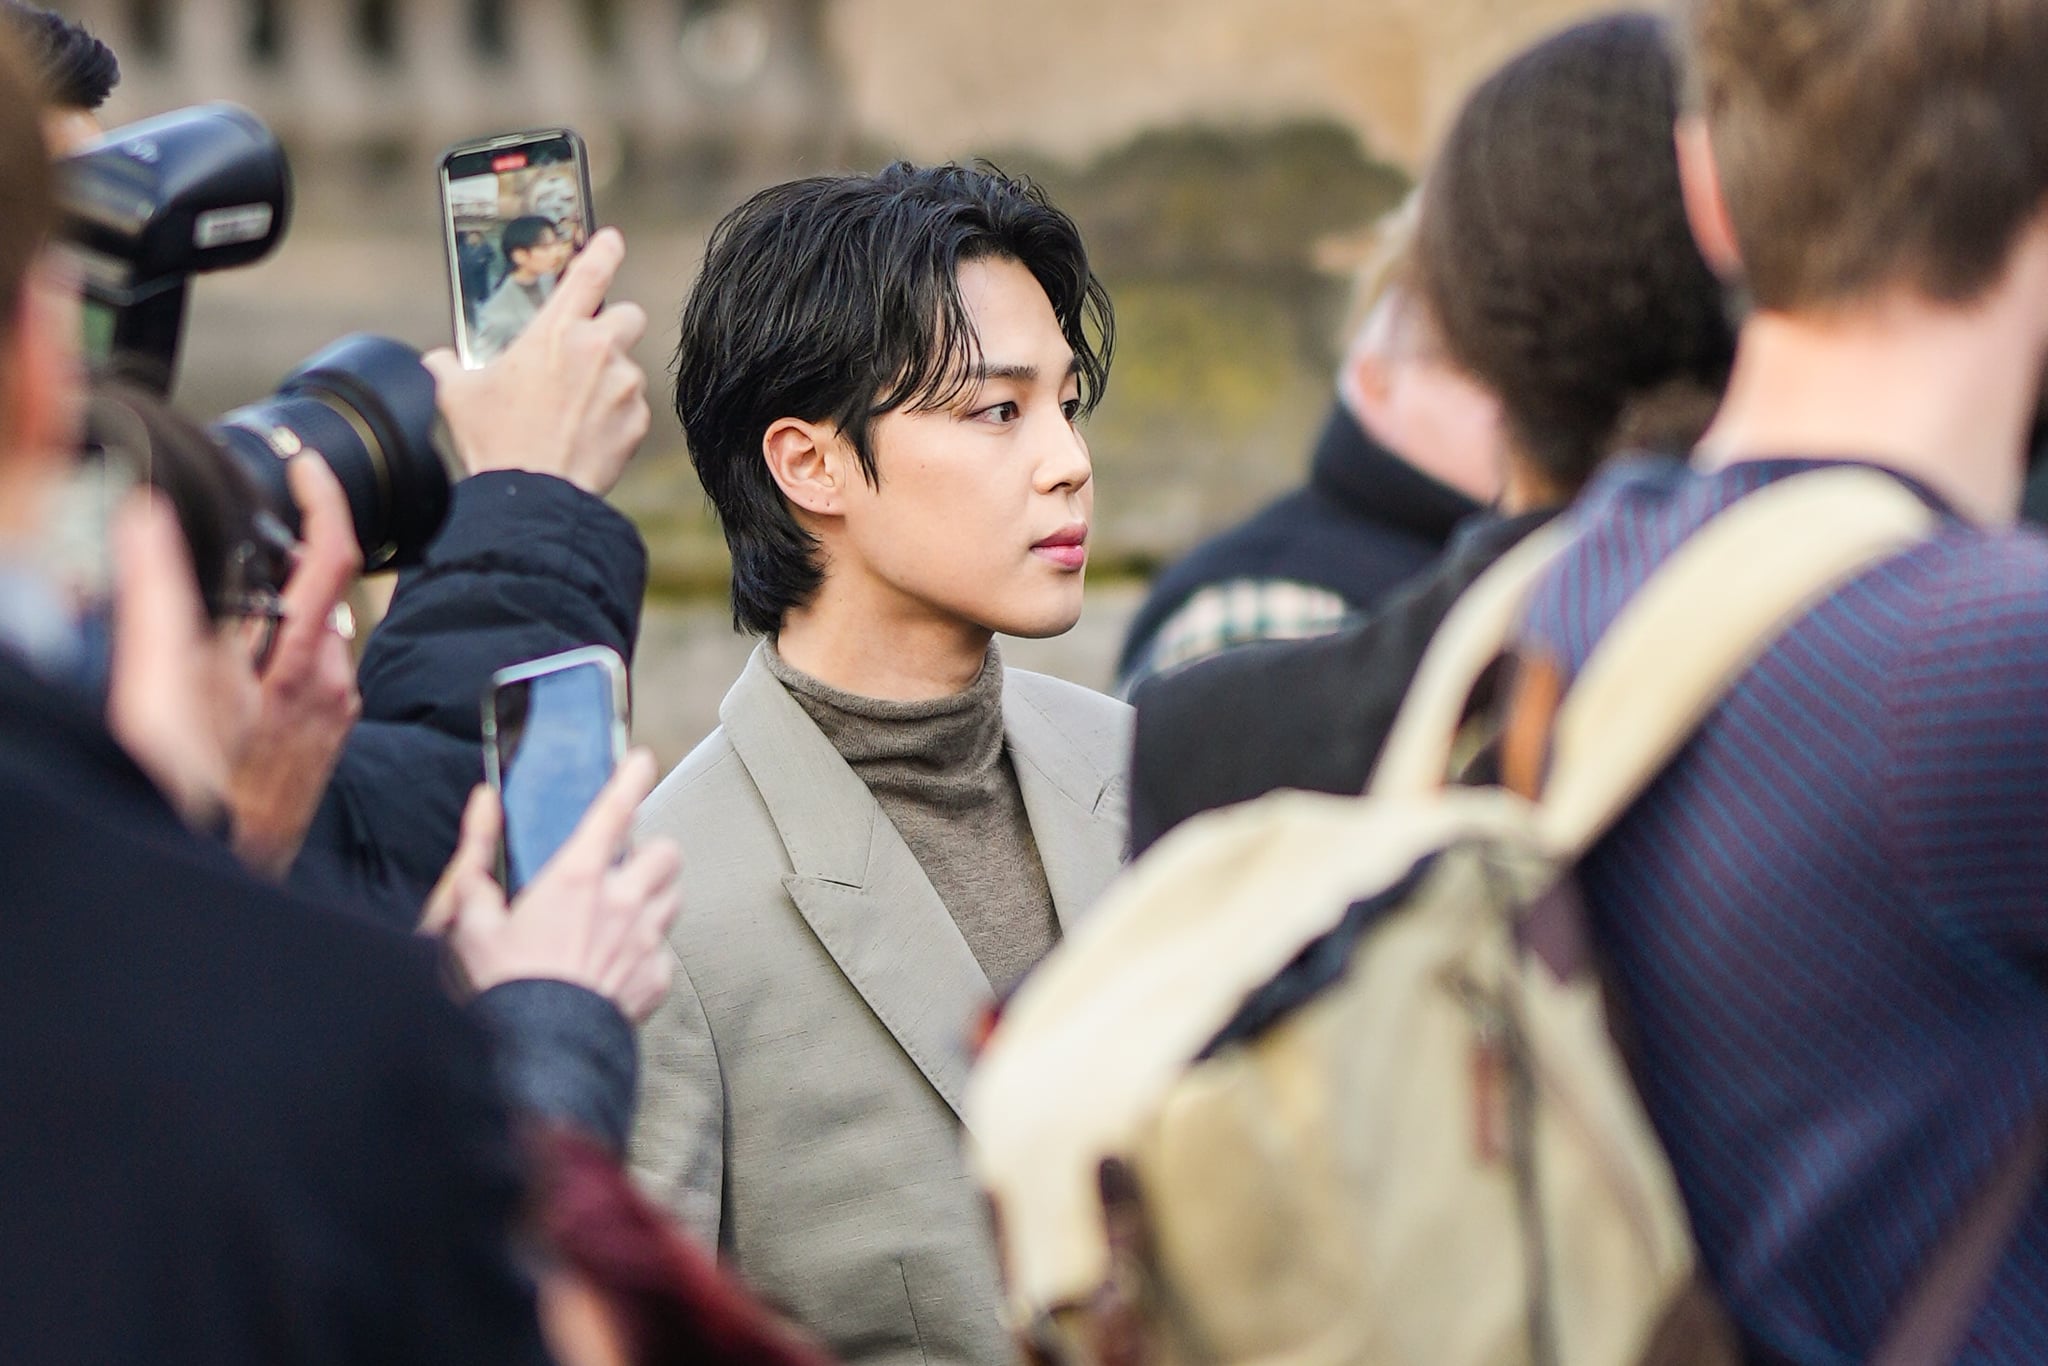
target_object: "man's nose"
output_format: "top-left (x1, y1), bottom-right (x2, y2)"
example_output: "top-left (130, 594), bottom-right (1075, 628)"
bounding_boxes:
top-left (1034, 412), bottom-right (1093, 494)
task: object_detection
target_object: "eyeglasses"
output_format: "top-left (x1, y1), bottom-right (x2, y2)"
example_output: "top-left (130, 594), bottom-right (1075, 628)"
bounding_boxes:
top-left (214, 587), bottom-right (288, 674)
top-left (210, 532), bottom-right (297, 671)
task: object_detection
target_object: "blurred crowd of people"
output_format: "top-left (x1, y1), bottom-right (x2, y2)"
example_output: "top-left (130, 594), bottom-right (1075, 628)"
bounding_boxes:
top-left (8, 0), bottom-right (2048, 1362)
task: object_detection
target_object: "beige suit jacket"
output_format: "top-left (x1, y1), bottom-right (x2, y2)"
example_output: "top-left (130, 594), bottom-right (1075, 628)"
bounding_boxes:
top-left (630, 645), bottom-right (1130, 1365)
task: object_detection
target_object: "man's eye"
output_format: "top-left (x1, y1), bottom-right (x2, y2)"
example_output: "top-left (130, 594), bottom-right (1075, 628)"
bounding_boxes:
top-left (976, 401), bottom-right (1021, 424)
top-left (1061, 398), bottom-right (1083, 421)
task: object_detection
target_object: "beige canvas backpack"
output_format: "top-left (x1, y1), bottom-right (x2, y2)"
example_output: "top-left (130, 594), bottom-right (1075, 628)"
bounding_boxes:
top-left (966, 468), bottom-right (1939, 1366)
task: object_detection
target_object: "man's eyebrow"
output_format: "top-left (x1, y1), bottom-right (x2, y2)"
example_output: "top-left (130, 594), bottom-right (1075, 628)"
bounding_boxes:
top-left (973, 356), bottom-right (1082, 383)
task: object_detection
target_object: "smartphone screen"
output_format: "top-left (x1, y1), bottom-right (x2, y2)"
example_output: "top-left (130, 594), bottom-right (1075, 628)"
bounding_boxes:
top-left (485, 646), bottom-right (627, 895)
top-left (439, 129), bottom-right (594, 369)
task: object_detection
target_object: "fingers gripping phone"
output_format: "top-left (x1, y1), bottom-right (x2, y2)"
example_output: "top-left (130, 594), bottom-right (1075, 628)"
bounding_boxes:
top-left (438, 128), bottom-right (596, 369)
top-left (482, 645), bottom-right (629, 895)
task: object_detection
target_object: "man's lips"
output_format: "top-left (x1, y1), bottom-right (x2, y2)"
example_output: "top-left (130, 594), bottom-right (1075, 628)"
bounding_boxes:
top-left (1032, 526), bottom-right (1089, 569)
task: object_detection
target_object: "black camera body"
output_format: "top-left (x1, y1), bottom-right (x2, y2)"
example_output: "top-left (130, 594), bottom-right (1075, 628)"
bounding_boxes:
top-left (62, 102), bottom-right (290, 391)
top-left (60, 103), bottom-right (454, 569)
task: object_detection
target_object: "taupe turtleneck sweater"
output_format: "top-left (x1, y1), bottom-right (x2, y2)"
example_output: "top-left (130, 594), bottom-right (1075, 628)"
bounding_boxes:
top-left (764, 641), bottom-right (1059, 996)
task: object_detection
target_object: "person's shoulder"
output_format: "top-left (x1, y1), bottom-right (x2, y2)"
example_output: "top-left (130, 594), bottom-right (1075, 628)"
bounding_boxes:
top-left (1005, 668), bottom-right (1132, 744)
top-left (637, 723), bottom-right (748, 834)
top-left (1127, 622), bottom-right (1386, 843)
top-left (1889, 519), bottom-right (2048, 649)
top-left (0, 760), bottom-right (477, 1091)
top-left (1137, 624), bottom-right (1369, 731)
top-left (478, 274), bottom-right (520, 309)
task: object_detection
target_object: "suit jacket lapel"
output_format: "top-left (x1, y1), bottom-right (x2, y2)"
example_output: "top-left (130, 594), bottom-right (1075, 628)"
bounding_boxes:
top-left (1003, 676), bottom-right (1126, 933)
top-left (719, 646), bottom-right (991, 1121)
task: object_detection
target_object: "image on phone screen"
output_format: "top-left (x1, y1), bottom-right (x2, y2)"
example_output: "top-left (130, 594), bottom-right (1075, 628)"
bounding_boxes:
top-left (489, 652), bottom-right (622, 895)
top-left (441, 130), bottom-right (592, 368)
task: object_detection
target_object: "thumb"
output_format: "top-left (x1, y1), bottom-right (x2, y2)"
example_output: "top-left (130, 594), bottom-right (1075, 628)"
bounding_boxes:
top-left (422, 786), bottom-right (501, 934)
top-left (451, 784), bottom-right (502, 884)
top-left (538, 226), bottom-right (623, 326)
top-left (110, 490), bottom-right (204, 667)
top-left (447, 866), bottom-right (514, 988)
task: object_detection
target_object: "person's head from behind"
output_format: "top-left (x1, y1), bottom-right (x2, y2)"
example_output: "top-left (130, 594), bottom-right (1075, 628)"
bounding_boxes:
top-left (0, 1), bottom-right (116, 154)
top-left (1674, 0), bottom-right (2048, 317)
top-left (1337, 197), bottom-right (1504, 505)
top-left (89, 383), bottom-right (287, 785)
top-left (502, 215), bottom-right (567, 283)
top-left (675, 161), bottom-right (1114, 641)
top-left (1416, 11), bottom-right (1734, 509)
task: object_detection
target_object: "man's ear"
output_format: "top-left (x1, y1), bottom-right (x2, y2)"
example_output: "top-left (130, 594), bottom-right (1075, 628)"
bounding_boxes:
top-left (762, 417), bottom-right (850, 520)
top-left (0, 267), bottom-right (83, 542)
top-left (1676, 115), bottom-right (1742, 279)
top-left (1, 264), bottom-right (81, 465)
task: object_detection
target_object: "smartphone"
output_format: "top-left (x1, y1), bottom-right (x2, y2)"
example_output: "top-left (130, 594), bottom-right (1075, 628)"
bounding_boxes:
top-left (438, 128), bottom-right (596, 369)
top-left (482, 644), bottom-right (629, 896)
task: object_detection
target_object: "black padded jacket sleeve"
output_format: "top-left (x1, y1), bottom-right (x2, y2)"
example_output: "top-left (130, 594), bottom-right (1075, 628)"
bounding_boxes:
top-left (290, 471), bottom-right (648, 929)
top-left (469, 979), bottom-right (638, 1154)
top-left (1127, 510), bottom-right (1555, 859)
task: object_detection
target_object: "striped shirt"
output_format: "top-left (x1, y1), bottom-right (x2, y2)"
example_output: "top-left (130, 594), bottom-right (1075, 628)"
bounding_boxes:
top-left (1520, 456), bottom-right (2048, 1363)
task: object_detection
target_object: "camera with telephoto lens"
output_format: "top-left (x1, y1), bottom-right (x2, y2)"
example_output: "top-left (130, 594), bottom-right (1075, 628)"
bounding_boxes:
top-left (59, 102), bottom-right (454, 570)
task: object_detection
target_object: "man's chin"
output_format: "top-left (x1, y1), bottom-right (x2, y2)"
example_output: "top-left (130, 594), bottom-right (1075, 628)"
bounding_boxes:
top-left (990, 603), bottom-right (1086, 641)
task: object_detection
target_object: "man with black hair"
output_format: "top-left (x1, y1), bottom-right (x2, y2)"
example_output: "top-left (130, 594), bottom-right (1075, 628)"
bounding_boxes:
top-left (632, 161), bottom-right (1128, 1364)
top-left (0, 0), bottom-right (115, 152)
top-left (474, 214), bottom-right (570, 361)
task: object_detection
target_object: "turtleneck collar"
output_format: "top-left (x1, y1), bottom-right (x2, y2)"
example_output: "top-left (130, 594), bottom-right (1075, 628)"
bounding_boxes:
top-left (762, 638), bottom-right (1009, 813)
top-left (1308, 403), bottom-right (1481, 545)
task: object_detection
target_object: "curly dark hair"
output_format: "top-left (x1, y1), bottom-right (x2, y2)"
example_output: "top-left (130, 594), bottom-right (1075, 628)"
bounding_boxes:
top-left (1416, 12), bottom-right (1733, 494)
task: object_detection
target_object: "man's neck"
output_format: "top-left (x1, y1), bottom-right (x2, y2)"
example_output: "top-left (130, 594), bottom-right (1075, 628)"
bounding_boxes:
top-left (775, 593), bottom-right (993, 702)
top-left (1697, 281), bottom-right (2048, 525)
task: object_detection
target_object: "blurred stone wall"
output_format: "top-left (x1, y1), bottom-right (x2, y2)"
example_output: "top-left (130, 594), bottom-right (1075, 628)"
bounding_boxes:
top-left (830, 0), bottom-right (1638, 169)
top-left (51, 0), bottom-right (1630, 760)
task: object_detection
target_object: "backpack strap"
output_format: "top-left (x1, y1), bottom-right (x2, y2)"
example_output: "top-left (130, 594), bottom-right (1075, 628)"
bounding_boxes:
top-left (1369, 519), bottom-right (1577, 799)
top-left (1532, 467), bottom-right (1933, 856)
top-left (1371, 467), bottom-right (1935, 841)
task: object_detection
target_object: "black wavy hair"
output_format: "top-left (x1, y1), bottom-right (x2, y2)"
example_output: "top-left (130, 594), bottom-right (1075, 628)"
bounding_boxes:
top-left (674, 161), bottom-right (1115, 636)
top-left (499, 215), bottom-right (557, 267)
top-left (1, 1), bottom-right (117, 110)
top-left (1416, 12), bottom-right (1734, 493)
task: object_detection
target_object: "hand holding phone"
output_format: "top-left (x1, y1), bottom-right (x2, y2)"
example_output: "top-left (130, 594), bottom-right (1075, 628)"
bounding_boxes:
top-left (420, 229), bottom-right (651, 497)
top-left (483, 644), bottom-right (630, 895)
top-left (427, 751), bottom-right (681, 1026)
top-left (439, 129), bottom-right (597, 368)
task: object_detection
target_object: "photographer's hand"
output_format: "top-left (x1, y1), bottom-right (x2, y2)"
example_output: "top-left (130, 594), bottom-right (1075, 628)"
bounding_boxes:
top-left (106, 492), bottom-right (229, 829)
top-left (227, 455), bottom-right (364, 880)
top-left (428, 749), bottom-right (680, 1024)
top-left (423, 227), bottom-right (651, 498)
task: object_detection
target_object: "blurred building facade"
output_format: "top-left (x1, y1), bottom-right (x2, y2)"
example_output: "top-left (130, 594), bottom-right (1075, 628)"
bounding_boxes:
top-left (64, 0), bottom-right (842, 213)
top-left (70, 0), bottom-right (1624, 177)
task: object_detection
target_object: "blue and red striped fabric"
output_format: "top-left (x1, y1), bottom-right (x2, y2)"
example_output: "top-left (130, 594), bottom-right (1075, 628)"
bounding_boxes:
top-left (1519, 456), bottom-right (2048, 1363)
